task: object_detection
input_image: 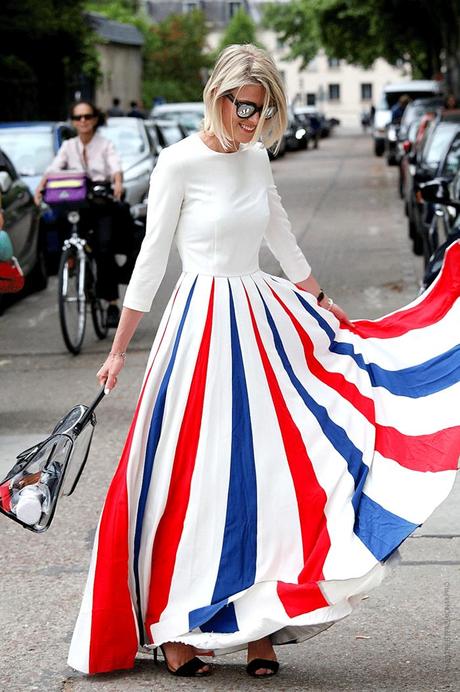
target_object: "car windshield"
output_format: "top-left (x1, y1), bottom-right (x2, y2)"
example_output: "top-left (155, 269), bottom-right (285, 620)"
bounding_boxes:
top-left (379, 90), bottom-right (439, 110)
top-left (159, 123), bottom-right (184, 145)
top-left (99, 123), bottom-right (147, 157)
top-left (158, 111), bottom-right (203, 133)
top-left (424, 125), bottom-right (457, 167)
top-left (0, 129), bottom-right (54, 175)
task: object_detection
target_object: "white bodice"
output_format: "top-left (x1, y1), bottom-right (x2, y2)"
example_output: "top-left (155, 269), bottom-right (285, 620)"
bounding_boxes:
top-left (124, 133), bottom-right (311, 312)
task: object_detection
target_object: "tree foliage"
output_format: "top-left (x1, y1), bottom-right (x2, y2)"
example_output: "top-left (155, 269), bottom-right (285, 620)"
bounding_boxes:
top-left (263, 0), bottom-right (460, 92)
top-left (142, 10), bottom-right (210, 105)
top-left (218, 8), bottom-right (263, 52)
top-left (0, 0), bottom-right (99, 120)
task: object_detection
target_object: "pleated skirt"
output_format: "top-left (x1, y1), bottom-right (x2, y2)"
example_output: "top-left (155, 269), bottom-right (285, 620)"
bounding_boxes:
top-left (68, 243), bottom-right (460, 674)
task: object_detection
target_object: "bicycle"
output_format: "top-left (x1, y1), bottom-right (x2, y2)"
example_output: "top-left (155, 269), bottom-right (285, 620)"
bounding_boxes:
top-left (58, 208), bottom-right (108, 354)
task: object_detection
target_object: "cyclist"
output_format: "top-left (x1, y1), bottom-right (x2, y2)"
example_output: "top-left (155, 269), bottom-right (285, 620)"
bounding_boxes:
top-left (34, 100), bottom-right (124, 327)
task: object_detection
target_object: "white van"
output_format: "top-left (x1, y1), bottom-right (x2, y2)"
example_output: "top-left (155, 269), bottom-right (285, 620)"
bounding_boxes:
top-left (372, 80), bottom-right (443, 156)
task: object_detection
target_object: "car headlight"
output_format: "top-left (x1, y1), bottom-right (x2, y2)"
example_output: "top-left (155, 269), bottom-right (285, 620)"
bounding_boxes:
top-left (388, 128), bottom-right (397, 142)
top-left (295, 128), bottom-right (306, 139)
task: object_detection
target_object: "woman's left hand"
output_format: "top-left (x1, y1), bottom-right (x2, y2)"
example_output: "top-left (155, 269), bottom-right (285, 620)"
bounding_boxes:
top-left (329, 302), bottom-right (352, 326)
top-left (113, 179), bottom-right (123, 201)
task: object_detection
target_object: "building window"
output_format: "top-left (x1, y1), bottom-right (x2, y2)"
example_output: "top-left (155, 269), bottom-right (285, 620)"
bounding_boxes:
top-left (328, 83), bottom-right (340, 101)
top-left (183, 1), bottom-right (200, 12)
top-left (361, 83), bottom-right (373, 101)
top-left (327, 57), bottom-right (340, 69)
top-left (228, 1), bottom-right (243, 18)
top-left (306, 93), bottom-right (316, 106)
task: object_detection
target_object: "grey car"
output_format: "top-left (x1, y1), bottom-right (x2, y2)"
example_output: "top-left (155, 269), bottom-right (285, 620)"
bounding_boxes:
top-left (0, 148), bottom-right (47, 309)
top-left (99, 117), bottom-right (157, 205)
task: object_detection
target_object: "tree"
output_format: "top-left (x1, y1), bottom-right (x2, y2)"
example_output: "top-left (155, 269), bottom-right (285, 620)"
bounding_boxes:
top-left (142, 10), bottom-right (210, 105)
top-left (0, 0), bottom-right (99, 120)
top-left (263, 1), bottom-right (320, 68)
top-left (218, 8), bottom-right (262, 52)
top-left (87, 1), bottom-right (210, 105)
top-left (263, 0), bottom-right (460, 94)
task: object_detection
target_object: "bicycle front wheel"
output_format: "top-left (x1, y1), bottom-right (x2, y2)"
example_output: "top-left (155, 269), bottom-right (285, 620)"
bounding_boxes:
top-left (58, 247), bottom-right (87, 354)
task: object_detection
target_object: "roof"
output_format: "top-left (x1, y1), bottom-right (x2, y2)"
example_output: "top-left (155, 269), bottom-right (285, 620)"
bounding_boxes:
top-left (86, 12), bottom-right (144, 47)
top-left (383, 80), bottom-right (443, 94)
top-left (152, 103), bottom-right (205, 113)
top-left (0, 121), bottom-right (55, 130)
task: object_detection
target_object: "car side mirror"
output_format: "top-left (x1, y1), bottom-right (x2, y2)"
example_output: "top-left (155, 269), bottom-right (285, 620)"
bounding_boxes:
top-left (419, 178), bottom-right (455, 205)
top-left (0, 171), bottom-right (13, 193)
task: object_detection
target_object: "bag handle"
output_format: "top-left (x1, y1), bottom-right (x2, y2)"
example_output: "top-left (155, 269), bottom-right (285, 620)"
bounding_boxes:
top-left (73, 387), bottom-right (106, 434)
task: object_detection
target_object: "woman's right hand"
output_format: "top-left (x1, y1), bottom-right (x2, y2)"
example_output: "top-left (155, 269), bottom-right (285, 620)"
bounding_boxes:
top-left (97, 353), bottom-right (125, 393)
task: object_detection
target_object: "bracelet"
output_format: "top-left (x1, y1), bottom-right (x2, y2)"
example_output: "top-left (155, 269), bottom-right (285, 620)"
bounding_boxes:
top-left (325, 297), bottom-right (334, 311)
top-left (110, 351), bottom-right (126, 360)
top-left (316, 289), bottom-right (325, 303)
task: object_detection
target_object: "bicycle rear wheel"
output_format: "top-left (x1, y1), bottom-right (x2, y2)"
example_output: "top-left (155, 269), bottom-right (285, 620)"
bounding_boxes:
top-left (86, 257), bottom-right (108, 340)
top-left (58, 247), bottom-right (87, 354)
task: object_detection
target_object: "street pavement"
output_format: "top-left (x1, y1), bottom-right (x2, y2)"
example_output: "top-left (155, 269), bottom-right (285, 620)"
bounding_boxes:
top-left (0, 128), bottom-right (458, 692)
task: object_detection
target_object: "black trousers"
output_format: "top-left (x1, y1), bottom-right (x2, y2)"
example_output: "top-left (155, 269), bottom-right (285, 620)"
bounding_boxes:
top-left (81, 203), bottom-right (119, 302)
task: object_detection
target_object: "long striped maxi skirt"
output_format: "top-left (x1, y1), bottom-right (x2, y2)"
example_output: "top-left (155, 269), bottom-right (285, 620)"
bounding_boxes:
top-left (68, 243), bottom-right (460, 674)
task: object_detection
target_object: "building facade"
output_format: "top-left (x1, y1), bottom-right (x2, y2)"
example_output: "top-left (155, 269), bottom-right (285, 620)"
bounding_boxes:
top-left (141, 1), bottom-right (409, 125)
top-left (87, 13), bottom-right (144, 112)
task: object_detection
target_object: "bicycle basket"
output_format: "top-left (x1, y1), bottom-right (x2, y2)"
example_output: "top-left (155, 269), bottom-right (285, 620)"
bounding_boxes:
top-left (44, 172), bottom-right (89, 205)
top-left (0, 388), bottom-right (105, 533)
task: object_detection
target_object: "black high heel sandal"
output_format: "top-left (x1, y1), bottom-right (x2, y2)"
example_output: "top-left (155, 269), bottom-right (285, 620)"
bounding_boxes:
top-left (246, 658), bottom-right (280, 678)
top-left (154, 645), bottom-right (212, 677)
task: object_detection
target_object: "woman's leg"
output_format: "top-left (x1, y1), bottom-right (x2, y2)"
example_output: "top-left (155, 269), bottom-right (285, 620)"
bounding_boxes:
top-left (160, 642), bottom-right (211, 674)
top-left (247, 636), bottom-right (278, 676)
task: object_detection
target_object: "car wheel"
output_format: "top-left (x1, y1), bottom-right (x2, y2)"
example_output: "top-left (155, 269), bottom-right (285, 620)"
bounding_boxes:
top-left (374, 140), bottom-right (384, 157)
top-left (28, 233), bottom-right (48, 292)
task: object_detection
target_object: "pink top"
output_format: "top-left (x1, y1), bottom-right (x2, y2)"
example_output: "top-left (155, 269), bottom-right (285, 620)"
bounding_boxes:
top-left (46, 133), bottom-right (121, 181)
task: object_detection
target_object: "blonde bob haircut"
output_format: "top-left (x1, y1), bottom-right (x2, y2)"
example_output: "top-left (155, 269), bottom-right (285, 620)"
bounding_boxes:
top-left (202, 43), bottom-right (288, 152)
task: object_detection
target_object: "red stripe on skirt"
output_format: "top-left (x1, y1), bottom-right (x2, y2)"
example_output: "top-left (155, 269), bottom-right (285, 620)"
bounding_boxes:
top-left (343, 241), bottom-right (460, 339)
top-left (245, 288), bottom-right (330, 617)
top-left (270, 281), bottom-right (460, 475)
top-left (145, 281), bottom-right (215, 633)
top-left (89, 284), bottom-right (181, 674)
top-left (375, 424), bottom-right (460, 472)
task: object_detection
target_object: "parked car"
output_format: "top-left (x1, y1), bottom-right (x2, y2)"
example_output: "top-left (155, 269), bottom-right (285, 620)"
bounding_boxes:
top-left (406, 115), bottom-right (460, 261)
top-left (419, 172), bottom-right (460, 290)
top-left (372, 80), bottom-right (443, 157)
top-left (387, 97), bottom-right (444, 167)
top-left (0, 122), bottom-right (75, 195)
top-left (418, 132), bottom-right (460, 261)
top-left (145, 119), bottom-right (188, 153)
top-left (284, 108), bottom-right (309, 151)
top-left (98, 117), bottom-right (156, 205)
top-left (294, 106), bottom-right (328, 143)
top-left (151, 102), bottom-right (205, 134)
top-left (399, 112), bottom-right (436, 199)
top-left (0, 147), bottom-right (46, 309)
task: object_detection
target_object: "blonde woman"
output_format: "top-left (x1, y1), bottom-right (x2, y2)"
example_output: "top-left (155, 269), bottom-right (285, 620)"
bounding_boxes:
top-left (67, 44), bottom-right (460, 680)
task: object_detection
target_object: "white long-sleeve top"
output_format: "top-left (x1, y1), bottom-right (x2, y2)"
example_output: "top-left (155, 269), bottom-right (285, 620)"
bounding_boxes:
top-left (123, 132), bottom-right (311, 312)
